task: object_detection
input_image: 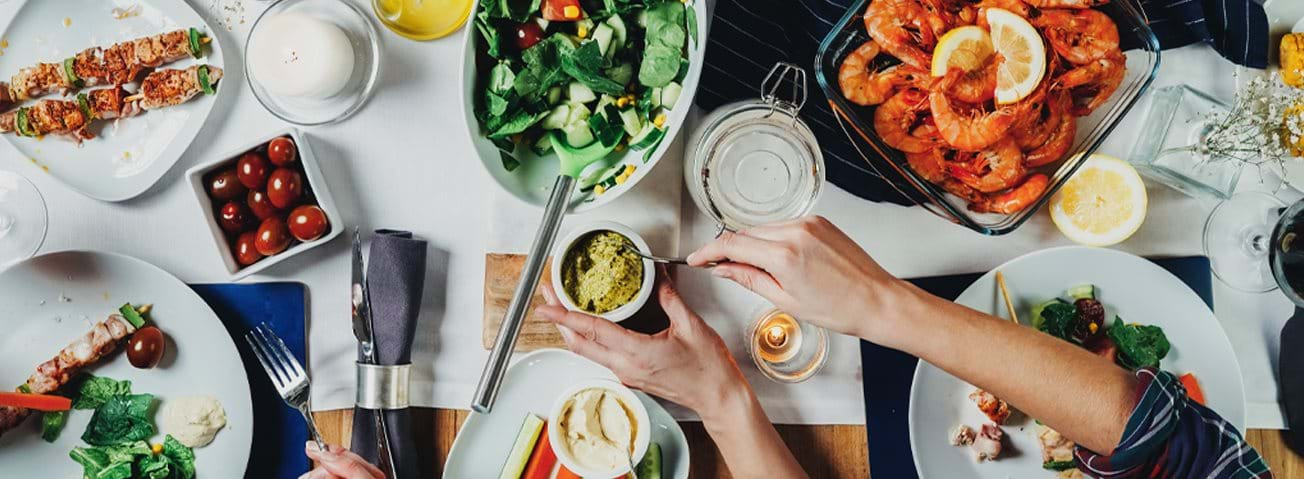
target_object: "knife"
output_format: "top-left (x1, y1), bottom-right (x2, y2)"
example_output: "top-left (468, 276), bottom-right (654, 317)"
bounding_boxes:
top-left (352, 229), bottom-right (399, 479)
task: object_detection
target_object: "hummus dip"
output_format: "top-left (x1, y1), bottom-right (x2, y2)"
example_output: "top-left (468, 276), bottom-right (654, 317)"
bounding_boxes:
top-left (561, 231), bottom-right (644, 314)
top-left (557, 387), bottom-right (638, 472)
top-left (159, 395), bottom-right (227, 448)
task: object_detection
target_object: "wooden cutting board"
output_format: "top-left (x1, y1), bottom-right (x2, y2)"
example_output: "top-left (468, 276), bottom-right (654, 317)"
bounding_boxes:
top-left (483, 253), bottom-right (668, 351)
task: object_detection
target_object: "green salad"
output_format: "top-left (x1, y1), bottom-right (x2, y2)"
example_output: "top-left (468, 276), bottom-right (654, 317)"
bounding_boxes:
top-left (473, 0), bottom-right (697, 191)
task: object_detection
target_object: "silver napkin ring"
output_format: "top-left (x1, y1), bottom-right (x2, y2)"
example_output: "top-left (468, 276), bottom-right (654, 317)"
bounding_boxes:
top-left (355, 363), bottom-right (410, 410)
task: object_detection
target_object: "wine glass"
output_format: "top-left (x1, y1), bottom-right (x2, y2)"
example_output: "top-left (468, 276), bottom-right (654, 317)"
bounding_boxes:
top-left (1203, 191), bottom-right (1304, 305)
top-left (0, 171), bottom-right (47, 267)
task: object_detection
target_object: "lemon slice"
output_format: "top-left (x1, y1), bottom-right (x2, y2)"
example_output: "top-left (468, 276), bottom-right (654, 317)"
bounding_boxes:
top-left (986, 8), bottom-right (1046, 104)
top-left (1049, 154), bottom-right (1148, 247)
top-left (930, 26), bottom-right (994, 77)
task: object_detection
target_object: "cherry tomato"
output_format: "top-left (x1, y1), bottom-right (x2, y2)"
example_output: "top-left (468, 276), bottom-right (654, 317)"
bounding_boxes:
top-left (267, 169), bottom-right (303, 209)
top-left (288, 205), bottom-right (329, 242)
top-left (218, 201), bottom-right (253, 233)
top-left (234, 231), bottom-right (263, 266)
top-left (255, 217), bottom-right (291, 256)
top-left (126, 326), bottom-right (165, 369)
top-left (247, 190), bottom-right (279, 221)
top-left (236, 152), bottom-right (270, 189)
top-left (207, 168), bottom-right (246, 201)
top-left (267, 137), bottom-right (297, 166)
top-left (514, 22), bottom-right (545, 50)
top-left (542, 0), bottom-right (583, 21)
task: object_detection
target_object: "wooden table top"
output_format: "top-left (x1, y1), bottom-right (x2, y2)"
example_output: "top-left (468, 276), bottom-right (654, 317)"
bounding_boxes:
top-left (313, 408), bottom-right (1304, 478)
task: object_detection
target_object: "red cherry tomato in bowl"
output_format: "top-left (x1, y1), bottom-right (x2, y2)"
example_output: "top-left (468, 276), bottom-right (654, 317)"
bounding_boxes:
top-left (267, 168), bottom-right (303, 209)
top-left (234, 231), bottom-right (263, 266)
top-left (236, 152), bottom-right (270, 189)
top-left (267, 137), bottom-right (297, 166)
top-left (288, 205), bottom-right (330, 242)
top-left (255, 217), bottom-right (292, 256)
top-left (247, 190), bottom-right (279, 220)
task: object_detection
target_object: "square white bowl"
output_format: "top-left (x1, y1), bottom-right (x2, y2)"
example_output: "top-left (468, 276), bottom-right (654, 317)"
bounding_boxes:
top-left (185, 127), bottom-right (343, 280)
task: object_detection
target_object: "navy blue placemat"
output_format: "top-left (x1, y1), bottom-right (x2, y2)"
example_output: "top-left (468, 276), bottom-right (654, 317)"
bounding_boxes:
top-left (860, 256), bottom-right (1213, 478)
top-left (191, 282), bottom-right (309, 479)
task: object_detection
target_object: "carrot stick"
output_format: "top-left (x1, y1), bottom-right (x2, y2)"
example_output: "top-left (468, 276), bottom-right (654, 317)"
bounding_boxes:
top-left (0, 391), bottom-right (71, 411)
top-left (521, 424), bottom-right (557, 479)
top-left (556, 465), bottom-right (583, 479)
top-left (1179, 373), bottom-right (1206, 406)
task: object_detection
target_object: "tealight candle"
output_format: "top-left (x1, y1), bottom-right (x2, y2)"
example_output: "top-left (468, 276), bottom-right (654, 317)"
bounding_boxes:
top-left (755, 313), bottom-right (802, 364)
top-left (747, 308), bottom-right (828, 383)
top-left (248, 12), bottom-right (355, 99)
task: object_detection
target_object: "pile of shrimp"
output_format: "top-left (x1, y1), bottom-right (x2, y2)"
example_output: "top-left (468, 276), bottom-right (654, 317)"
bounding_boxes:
top-left (839, 0), bottom-right (1125, 214)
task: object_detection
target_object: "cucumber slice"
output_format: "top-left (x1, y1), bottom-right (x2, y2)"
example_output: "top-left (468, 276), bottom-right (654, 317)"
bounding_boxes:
top-left (636, 442), bottom-right (663, 479)
top-left (567, 82), bottom-right (597, 103)
top-left (1030, 298), bottom-right (1070, 330)
top-left (546, 85), bottom-right (564, 105)
top-left (592, 23), bottom-right (615, 57)
top-left (1065, 284), bottom-right (1097, 301)
top-left (660, 82), bottom-right (683, 109)
top-left (531, 134), bottom-right (554, 155)
top-left (605, 63), bottom-right (634, 86)
top-left (497, 415), bottom-right (544, 479)
top-left (541, 104), bottom-right (571, 130)
top-left (628, 124), bottom-right (664, 151)
top-left (563, 122), bottom-right (595, 147)
top-left (565, 102), bottom-right (592, 125)
top-left (618, 107), bottom-right (642, 136)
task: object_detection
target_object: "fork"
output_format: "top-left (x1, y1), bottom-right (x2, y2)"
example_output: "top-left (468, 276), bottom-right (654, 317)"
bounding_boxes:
top-left (246, 323), bottom-right (327, 452)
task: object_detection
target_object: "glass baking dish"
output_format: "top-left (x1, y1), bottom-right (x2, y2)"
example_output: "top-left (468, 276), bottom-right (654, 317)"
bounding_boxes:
top-left (813, 0), bottom-right (1161, 235)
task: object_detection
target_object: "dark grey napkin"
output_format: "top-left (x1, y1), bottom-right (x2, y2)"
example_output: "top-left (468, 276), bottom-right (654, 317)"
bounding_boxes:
top-left (351, 229), bottom-right (427, 478)
top-left (1281, 308), bottom-right (1304, 451)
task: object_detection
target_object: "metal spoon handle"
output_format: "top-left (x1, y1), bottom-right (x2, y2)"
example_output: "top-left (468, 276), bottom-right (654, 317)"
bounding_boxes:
top-left (473, 175), bottom-right (575, 413)
top-left (623, 244), bottom-right (717, 267)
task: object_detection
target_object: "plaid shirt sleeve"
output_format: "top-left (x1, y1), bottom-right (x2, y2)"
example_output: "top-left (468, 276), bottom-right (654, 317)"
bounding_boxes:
top-left (1074, 368), bottom-right (1271, 479)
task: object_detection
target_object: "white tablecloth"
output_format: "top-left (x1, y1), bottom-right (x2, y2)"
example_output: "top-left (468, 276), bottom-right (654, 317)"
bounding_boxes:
top-left (5, 0), bottom-right (1293, 429)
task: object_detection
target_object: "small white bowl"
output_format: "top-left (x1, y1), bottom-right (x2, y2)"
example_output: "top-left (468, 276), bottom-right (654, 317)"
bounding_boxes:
top-left (549, 221), bottom-right (655, 323)
top-left (185, 127), bottom-right (343, 280)
top-left (547, 379), bottom-right (652, 478)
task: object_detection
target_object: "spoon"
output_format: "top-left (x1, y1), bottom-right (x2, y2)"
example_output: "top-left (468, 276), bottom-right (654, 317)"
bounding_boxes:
top-left (622, 243), bottom-right (719, 267)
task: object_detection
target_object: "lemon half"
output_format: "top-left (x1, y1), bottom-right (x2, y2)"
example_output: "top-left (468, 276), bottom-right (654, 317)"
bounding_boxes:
top-left (985, 8), bottom-right (1046, 104)
top-left (1049, 154), bottom-right (1148, 247)
top-left (931, 26), bottom-right (994, 77)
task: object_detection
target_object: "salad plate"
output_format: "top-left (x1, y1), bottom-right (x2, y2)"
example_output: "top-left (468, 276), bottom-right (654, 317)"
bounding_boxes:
top-left (445, 348), bottom-right (690, 478)
top-left (0, 0), bottom-right (227, 201)
top-left (909, 246), bottom-right (1245, 478)
top-left (460, 0), bottom-right (708, 212)
top-left (0, 250), bottom-right (252, 477)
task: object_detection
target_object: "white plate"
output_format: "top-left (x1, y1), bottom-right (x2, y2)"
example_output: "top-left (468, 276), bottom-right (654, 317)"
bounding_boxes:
top-left (445, 349), bottom-right (690, 478)
top-left (909, 247), bottom-right (1245, 478)
top-left (459, 2), bottom-right (708, 213)
top-left (0, 250), bottom-right (252, 477)
top-left (0, 0), bottom-right (226, 201)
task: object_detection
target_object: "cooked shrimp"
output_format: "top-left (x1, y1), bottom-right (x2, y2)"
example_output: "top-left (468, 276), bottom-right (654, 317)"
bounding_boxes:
top-left (929, 69), bottom-right (1017, 151)
top-left (907, 145), bottom-right (985, 202)
top-left (1024, 102), bottom-right (1075, 166)
top-left (1025, 0), bottom-right (1108, 8)
top-left (874, 88), bottom-right (937, 153)
top-left (1033, 9), bottom-right (1120, 65)
top-left (948, 55), bottom-right (1002, 104)
top-left (1055, 50), bottom-right (1125, 116)
top-left (1010, 79), bottom-right (1063, 150)
top-left (972, 173), bottom-right (1050, 214)
top-left (864, 0), bottom-right (948, 70)
top-left (949, 138), bottom-right (1026, 193)
top-left (839, 42), bottom-right (929, 106)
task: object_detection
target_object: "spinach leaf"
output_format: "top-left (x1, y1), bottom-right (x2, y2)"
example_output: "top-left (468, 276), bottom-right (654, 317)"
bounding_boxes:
top-left (475, 14), bottom-right (506, 59)
top-left (162, 435), bottom-right (197, 479)
top-left (638, 45), bottom-right (681, 87)
top-left (1108, 317), bottom-right (1171, 370)
top-left (41, 410), bottom-right (67, 442)
top-left (488, 108), bottom-right (549, 139)
top-left (685, 3), bottom-right (698, 45)
top-left (1036, 302), bottom-right (1079, 344)
top-left (1043, 460), bottom-right (1078, 471)
top-left (69, 446), bottom-right (113, 476)
top-left (138, 453), bottom-right (176, 479)
top-left (514, 35), bottom-right (575, 99)
top-left (74, 375), bottom-right (132, 410)
top-left (562, 41), bottom-right (627, 95)
top-left (479, 0), bottom-right (541, 22)
top-left (81, 393), bottom-right (155, 446)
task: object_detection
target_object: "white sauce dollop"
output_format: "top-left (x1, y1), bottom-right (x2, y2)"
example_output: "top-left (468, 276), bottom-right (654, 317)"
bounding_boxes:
top-left (159, 395), bottom-right (228, 448)
top-left (249, 12), bottom-right (355, 99)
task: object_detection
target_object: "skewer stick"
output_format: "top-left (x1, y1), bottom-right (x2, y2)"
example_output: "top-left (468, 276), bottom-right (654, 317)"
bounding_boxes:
top-left (995, 271), bottom-right (1019, 325)
top-left (124, 93), bottom-right (143, 102)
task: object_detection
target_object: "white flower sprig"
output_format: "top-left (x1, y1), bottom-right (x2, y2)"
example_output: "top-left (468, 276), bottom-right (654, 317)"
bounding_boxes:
top-left (1193, 72), bottom-right (1304, 181)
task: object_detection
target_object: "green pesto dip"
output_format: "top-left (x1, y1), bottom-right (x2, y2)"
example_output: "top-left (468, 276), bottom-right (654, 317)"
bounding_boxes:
top-left (561, 231), bottom-right (644, 315)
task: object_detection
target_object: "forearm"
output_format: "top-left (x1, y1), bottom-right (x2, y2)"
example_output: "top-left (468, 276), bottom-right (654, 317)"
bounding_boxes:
top-left (698, 385), bottom-right (808, 479)
top-left (865, 280), bottom-right (1138, 453)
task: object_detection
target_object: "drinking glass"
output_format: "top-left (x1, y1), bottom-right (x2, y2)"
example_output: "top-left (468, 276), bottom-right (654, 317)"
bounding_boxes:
top-left (0, 171), bottom-right (47, 267)
top-left (745, 306), bottom-right (828, 383)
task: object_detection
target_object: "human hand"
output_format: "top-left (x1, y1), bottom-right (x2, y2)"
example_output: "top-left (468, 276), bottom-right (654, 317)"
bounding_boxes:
top-left (686, 216), bottom-right (908, 342)
top-left (300, 442), bottom-right (385, 479)
top-left (536, 267), bottom-right (753, 421)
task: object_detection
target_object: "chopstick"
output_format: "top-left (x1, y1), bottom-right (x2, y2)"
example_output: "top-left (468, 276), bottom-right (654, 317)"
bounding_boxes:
top-left (995, 271), bottom-right (1019, 325)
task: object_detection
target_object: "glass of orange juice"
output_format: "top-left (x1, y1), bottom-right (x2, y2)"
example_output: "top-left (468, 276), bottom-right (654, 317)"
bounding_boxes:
top-left (373, 0), bottom-right (473, 41)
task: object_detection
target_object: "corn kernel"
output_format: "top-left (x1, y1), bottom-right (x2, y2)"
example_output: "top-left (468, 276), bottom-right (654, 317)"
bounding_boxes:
top-left (616, 97), bottom-right (629, 108)
top-left (614, 143), bottom-right (626, 152)
top-left (594, 184), bottom-right (606, 195)
top-left (1282, 33), bottom-right (1304, 88)
top-left (625, 165), bottom-right (636, 173)
top-left (577, 26), bottom-right (588, 38)
top-left (653, 113), bottom-right (667, 127)
top-left (1088, 323), bottom-right (1098, 334)
top-left (616, 175), bottom-right (629, 185)
top-left (151, 443), bottom-right (163, 454)
top-left (563, 5), bottom-right (579, 18)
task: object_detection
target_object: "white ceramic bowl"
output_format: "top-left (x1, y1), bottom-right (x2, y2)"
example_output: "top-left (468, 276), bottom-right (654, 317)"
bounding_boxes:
top-left (547, 378), bottom-right (652, 478)
top-left (185, 127), bottom-right (343, 280)
top-left (550, 221), bottom-right (655, 323)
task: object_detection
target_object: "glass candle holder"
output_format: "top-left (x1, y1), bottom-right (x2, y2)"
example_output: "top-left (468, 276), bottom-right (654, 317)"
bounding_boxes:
top-left (1128, 84), bottom-right (1243, 200)
top-left (746, 307), bottom-right (828, 383)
